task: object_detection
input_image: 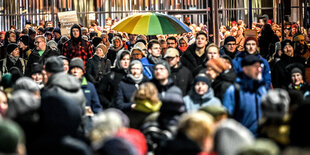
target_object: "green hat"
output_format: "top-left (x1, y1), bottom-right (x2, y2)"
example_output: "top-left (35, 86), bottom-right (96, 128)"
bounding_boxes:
top-left (0, 119), bottom-right (24, 153)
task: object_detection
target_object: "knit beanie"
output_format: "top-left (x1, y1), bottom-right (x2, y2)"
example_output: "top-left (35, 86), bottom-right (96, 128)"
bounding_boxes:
top-left (261, 89), bottom-right (290, 119)
top-left (44, 56), bottom-right (64, 73)
top-left (28, 27), bottom-right (36, 35)
top-left (224, 36), bottom-right (236, 45)
top-left (7, 43), bottom-right (18, 54)
top-left (92, 37), bottom-right (103, 47)
top-left (155, 61), bottom-right (171, 75)
top-left (13, 77), bottom-right (40, 93)
top-left (96, 43), bottom-right (108, 56)
top-left (128, 60), bottom-right (143, 71)
top-left (19, 35), bottom-right (29, 46)
top-left (291, 67), bottom-right (302, 75)
top-left (194, 74), bottom-right (211, 87)
top-left (30, 63), bottom-right (43, 75)
top-left (70, 57), bottom-right (84, 72)
top-left (0, 119), bottom-right (24, 154)
top-left (53, 27), bottom-right (61, 35)
top-left (206, 58), bottom-right (229, 73)
top-left (281, 39), bottom-right (293, 49)
top-left (244, 37), bottom-right (258, 47)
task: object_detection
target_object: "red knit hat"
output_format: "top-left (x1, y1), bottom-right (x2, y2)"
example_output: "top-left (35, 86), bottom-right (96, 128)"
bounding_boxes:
top-left (244, 36), bottom-right (258, 46)
top-left (116, 128), bottom-right (148, 155)
top-left (292, 24), bottom-right (298, 29)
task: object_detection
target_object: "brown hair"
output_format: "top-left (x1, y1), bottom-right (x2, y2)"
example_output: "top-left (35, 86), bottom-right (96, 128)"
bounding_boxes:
top-left (134, 82), bottom-right (160, 103)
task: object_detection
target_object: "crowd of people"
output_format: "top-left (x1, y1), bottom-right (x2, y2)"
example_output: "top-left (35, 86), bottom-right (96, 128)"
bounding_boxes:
top-left (0, 15), bottom-right (310, 155)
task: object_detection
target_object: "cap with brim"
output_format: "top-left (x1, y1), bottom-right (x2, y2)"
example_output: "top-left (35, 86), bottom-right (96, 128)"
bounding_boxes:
top-left (241, 55), bottom-right (263, 67)
top-left (164, 48), bottom-right (179, 58)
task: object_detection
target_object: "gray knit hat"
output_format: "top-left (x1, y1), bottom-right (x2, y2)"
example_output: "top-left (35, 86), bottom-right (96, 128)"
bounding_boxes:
top-left (128, 60), bottom-right (143, 71)
top-left (69, 57), bottom-right (84, 72)
top-left (261, 89), bottom-right (290, 119)
top-left (44, 56), bottom-right (64, 73)
top-left (155, 60), bottom-right (171, 75)
top-left (13, 77), bottom-right (40, 93)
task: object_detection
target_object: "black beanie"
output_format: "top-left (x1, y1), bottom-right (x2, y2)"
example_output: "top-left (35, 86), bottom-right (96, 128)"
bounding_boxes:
top-left (28, 27), bottom-right (36, 35)
top-left (7, 43), bottom-right (19, 54)
top-left (44, 56), bottom-right (64, 73)
top-left (53, 27), bottom-right (61, 35)
top-left (92, 37), bottom-right (102, 47)
top-left (19, 35), bottom-right (29, 46)
top-left (224, 36), bottom-right (236, 45)
top-left (194, 74), bottom-right (211, 87)
top-left (30, 63), bottom-right (43, 75)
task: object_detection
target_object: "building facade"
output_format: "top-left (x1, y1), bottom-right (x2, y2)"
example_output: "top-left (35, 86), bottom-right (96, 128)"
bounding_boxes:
top-left (0, 0), bottom-right (308, 31)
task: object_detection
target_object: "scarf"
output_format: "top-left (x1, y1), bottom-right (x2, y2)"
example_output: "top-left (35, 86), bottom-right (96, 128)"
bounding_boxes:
top-left (127, 74), bottom-right (143, 85)
top-left (8, 55), bottom-right (19, 64)
top-left (147, 54), bottom-right (162, 64)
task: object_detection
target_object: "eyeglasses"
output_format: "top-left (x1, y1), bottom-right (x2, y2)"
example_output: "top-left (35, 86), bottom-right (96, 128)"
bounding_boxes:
top-left (167, 42), bottom-right (176, 45)
top-left (35, 41), bottom-right (43, 44)
top-left (179, 42), bottom-right (186, 45)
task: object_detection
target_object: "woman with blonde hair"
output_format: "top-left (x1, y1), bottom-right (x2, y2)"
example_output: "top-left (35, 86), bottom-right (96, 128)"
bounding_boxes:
top-left (126, 82), bottom-right (162, 129)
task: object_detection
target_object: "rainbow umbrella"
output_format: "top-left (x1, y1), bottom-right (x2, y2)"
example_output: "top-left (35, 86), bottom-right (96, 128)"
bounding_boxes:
top-left (112, 13), bottom-right (191, 35)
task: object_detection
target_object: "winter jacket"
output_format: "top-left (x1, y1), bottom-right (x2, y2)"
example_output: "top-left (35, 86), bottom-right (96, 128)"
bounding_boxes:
top-left (62, 24), bottom-right (93, 67)
top-left (114, 75), bottom-right (148, 111)
top-left (0, 57), bottom-right (25, 75)
top-left (212, 69), bottom-right (236, 101)
top-left (151, 78), bottom-right (181, 99)
top-left (97, 50), bottom-right (129, 108)
top-left (160, 132), bottom-right (202, 155)
top-left (85, 54), bottom-right (111, 85)
top-left (232, 52), bottom-right (271, 89)
top-left (183, 88), bottom-right (222, 112)
top-left (140, 56), bottom-right (155, 80)
top-left (222, 74), bottom-right (267, 136)
top-left (171, 62), bottom-right (193, 96)
top-left (181, 44), bottom-right (208, 71)
top-left (219, 47), bottom-right (240, 59)
top-left (25, 47), bottom-right (59, 76)
top-left (81, 77), bottom-right (102, 114)
top-left (43, 72), bottom-right (86, 115)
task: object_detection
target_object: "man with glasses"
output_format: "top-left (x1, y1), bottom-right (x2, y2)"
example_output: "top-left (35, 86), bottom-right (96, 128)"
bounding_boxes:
top-left (25, 35), bottom-right (59, 76)
top-left (223, 54), bottom-right (267, 137)
top-left (219, 36), bottom-right (239, 59)
top-left (164, 48), bottom-right (192, 96)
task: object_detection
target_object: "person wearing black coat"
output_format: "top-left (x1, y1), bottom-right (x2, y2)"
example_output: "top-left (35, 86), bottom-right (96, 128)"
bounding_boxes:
top-left (206, 57), bottom-right (237, 101)
top-left (272, 39), bottom-right (305, 89)
top-left (86, 44), bottom-right (111, 86)
top-left (97, 50), bottom-right (130, 108)
top-left (25, 35), bottom-right (59, 76)
top-left (115, 60), bottom-right (148, 111)
top-left (164, 48), bottom-right (193, 96)
top-left (181, 31), bottom-right (209, 72)
top-left (0, 43), bottom-right (25, 75)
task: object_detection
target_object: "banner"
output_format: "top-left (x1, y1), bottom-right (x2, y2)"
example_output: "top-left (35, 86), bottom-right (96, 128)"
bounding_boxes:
top-left (58, 11), bottom-right (79, 37)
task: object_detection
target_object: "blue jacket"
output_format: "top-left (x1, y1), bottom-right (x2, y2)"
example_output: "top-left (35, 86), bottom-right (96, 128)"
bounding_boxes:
top-left (81, 77), bottom-right (102, 114)
top-left (222, 75), bottom-right (267, 136)
top-left (140, 57), bottom-right (154, 80)
top-left (183, 88), bottom-right (222, 112)
top-left (232, 52), bottom-right (271, 89)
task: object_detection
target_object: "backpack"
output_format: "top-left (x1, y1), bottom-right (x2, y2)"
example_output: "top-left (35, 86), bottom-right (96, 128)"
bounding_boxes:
top-left (1, 58), bottom-right (25, 75)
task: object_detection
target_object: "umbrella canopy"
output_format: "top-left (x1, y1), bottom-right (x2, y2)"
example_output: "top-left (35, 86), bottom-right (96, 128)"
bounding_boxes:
top-left (112, 13), bottom-right (191, 35)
